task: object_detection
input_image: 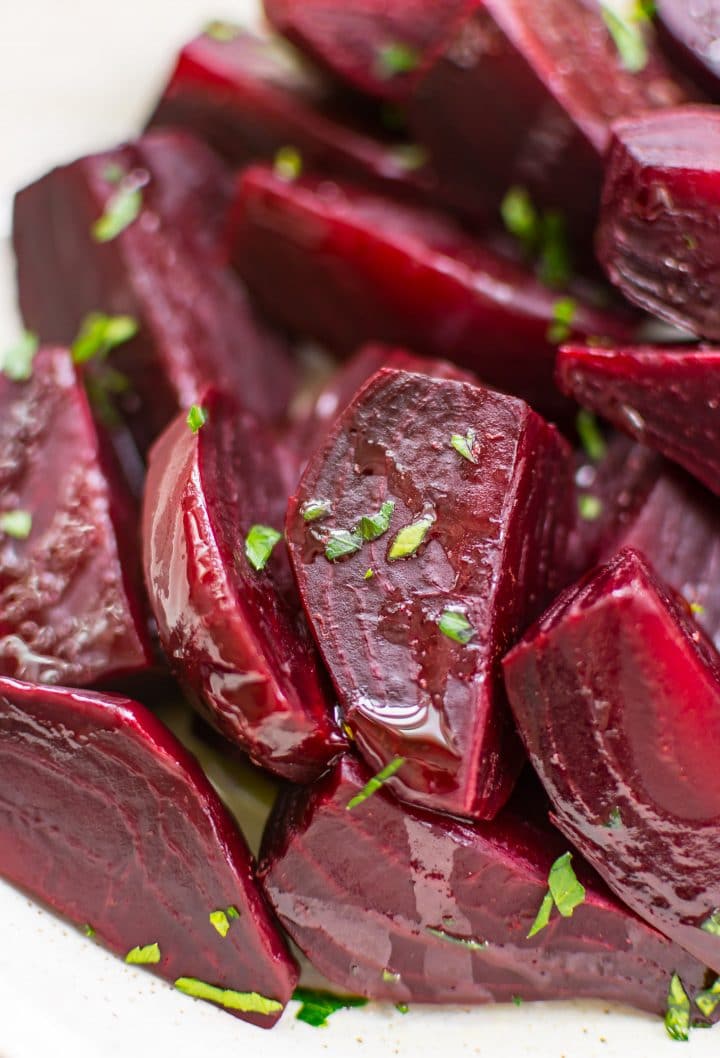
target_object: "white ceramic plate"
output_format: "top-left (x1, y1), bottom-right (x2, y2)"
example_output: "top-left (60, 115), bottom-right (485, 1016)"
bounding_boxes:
top-left (0, 3), bottom-right (716, 1056)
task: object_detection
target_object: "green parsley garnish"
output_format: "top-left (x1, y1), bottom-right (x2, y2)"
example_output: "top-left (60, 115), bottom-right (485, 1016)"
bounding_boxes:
top-left (125, 942), bottom-right (161, 965)
top-left (578, 494), bottom-right (603, 521)
top-left (539, 211), bottom-right (572, 288)
top-left (175, 977), bottom-right (283, 1015)
top-left (375, 42), bottom-right (420, 79)
top-left (2, 331), bottom-right (39, 381)
top-left (389, 144), bottom-right (429, 172)
top-left (325, 529), bottom-right (363, 562)
top-left (547, 298), bottom-right (577, 344)
top-left (226, 906), bottom-right (240, 920)
top-left (450, 428), bottom-right (478, 464)
top-left (92, 183), bottom-right (143, 242)
top-left (186, 404), bottom-right (207, 433)
top-left (527, 852), bottom-right (585, 938)
top-left (245, 524), bottom-right (282, 572)
top-left (382, 969), bottom-right (401, 983)
top-left (274, 146), bottom-right (303, 182)
top-left (665, 973), bottom-right (691, 1042)
top-left (388, 513), bottom-right (435, 561)
top-left (364, 568), bottom-right (374, 580)
top-left (512, 995), bottom-right (524, 1007)
top-left (396, 1002), bottom-right (409, 1014)
top-left (690, 602), bottom-right (706, 617)
top-left (604, 806), bottom-right (623, 829)
top-left (346, 756), bottom-right (406, 810)
top-left (209, 908), bottom-right (240, 938)
top-left (501, 187), bottom-right (539, 252)
top-left (71, 312), bottom-right (138, 365)
top-left (438, 609), bottom-right (475, 646)
top-left (84, 367), bottom-right (131, 428)
top-left (83, 924), bottom-right (96, 938)
top-left (701, 909), bottom-right (720, 936)
top-left (355, 500), bottom-right (395, 542)
top-left (0, 510), bottom-right (32, 540)
top-left (426, 927), bottom-right (487, 951)
top-left (203, 20), bottom-right (242, 42)
top-left (292, 987), bottom-right (368, 1027)
top-left (302, 499), bottom-right (332, 522)
top-left (103, 163), bottom-right (125, 184)
top-left (501, 189), bottom-right (572, 288)
top-left (576, 409), bottom-right (607, 462)
top-left (601, 2), bottom-right (653, 73)
top-left (696, 977), bottom-right (720, 1018)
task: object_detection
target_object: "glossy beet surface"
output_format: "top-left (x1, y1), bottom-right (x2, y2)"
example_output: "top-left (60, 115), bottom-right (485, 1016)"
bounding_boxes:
top-left (13, 130), bottom-right (295, 455)
top-left (286, 368), bottom-right (574, 819)
top-left (504, 548), bottom-right (720, 974)
top-left (597, 106), bottom-right (720, 340)
top-left (143, 390), bottom-right (345, 782)
top-left (229, 166), bottom-right (633, 417)
top-left (0, 346), bottom-right (152, 687)
top-left (0, 676), bottom-right (297, 1026)
top-left (559, 344), bottom-right (720, 497)
top-left (657, 1), bottom-right (720, 97)
top-left (260, 753), bottom-right (716, 1013)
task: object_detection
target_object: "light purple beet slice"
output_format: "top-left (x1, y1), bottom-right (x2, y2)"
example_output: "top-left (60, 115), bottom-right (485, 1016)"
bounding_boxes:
top-left (504, 547), bottom-right (720, 974)
top-left (558, 344), bottom-right (720, 496)
top-left (285, 368), bottom-right (574, 819)
top-left (13, 130), bottom-right (295, 455)
top-left (0, 675), bottom-right (297, 1026)
top-left (259, 753), bottom-right (716, 1014)
top-left (656, 1), bottom-right (720, 98)
top-left (0, 346), bottom-right (152, 687)
top-left (596, 106), bottom-right (720, 340)
top-left (143, 389), bottom-right (345, 782)
top-left (229, 165), bottom-right (633, 417)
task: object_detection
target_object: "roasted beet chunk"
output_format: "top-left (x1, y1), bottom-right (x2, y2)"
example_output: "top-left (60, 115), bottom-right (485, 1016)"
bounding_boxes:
top-left (656, 1), bottom-right (720, 97)
top-left (260, 753), bottom-right (715, 1014)
top-left (229, 166), bottom-right (632, 417)
top-left (0, 346), bottom-right (151, 686)
top-left (504, 548), bottom-right (720, 974)
top-left (596, 106), bottom-right (720, 339)
top-left (13, 130), bottom-right (295, 455)
top-left (285, 368), bottom-right (573, 819)
top-left (0, 675), bottom-right (297, 1026)
top-left (558, 344), bottom-right (720, 497)
top-left (143, 390), bottom-right (345, 782)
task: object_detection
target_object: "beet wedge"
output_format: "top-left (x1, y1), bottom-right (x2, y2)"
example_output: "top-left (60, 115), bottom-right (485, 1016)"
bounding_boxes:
top-left (656, 1), bottom-right (720, 98)
top-left (260, 753), bottom-right (716, 1016)
top-left (13, 130), bottom-right (295, 456)
top-left (0, 675), bottom-right (297, 1026)
top-left (229, 165), bottom-right (633, 417)
top-left (143, 390), bottom-right (345, 783)
top-left (285, 367), bottom-right (573, 819)
top-left (504, 548), bottom-right (720, 975)
top-left (596, 106), bottom-right (720, 340)
top-left (558, 344), bottom-right (720, 498)
top-left (0, 346), bottom-right (151, 687)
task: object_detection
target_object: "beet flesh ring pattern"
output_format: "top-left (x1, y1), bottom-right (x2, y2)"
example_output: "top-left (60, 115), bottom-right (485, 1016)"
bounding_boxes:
top-left (229, 165), bottom-right (633, 418)
top-left (504, 547), bottom-right (720, 975)
top-left (260, 753), bottom-right (716, 1014)
top-left (0, 676), bottom-right (297, 1026)
top-left (286, 367), bottom-right (574, 819)
top-left (143, 389), bottom-right (345, 782)
top-left (0, 346), bottom-right (152, 687)
top-left (13, 130), bottom-right (295, 456)
top-left (596, 106), bottom-right (720, 341)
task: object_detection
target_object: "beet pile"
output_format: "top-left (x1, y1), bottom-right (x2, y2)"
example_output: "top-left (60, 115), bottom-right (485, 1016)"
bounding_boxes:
top-left (3, 0), bottom-right (720, 1042)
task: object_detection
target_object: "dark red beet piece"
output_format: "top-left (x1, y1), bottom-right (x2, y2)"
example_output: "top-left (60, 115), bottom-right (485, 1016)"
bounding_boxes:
top-left (260, 753), bottom-right (716, 1014)
top-left (13, 130), bottom-right (295, 455)
top-left (229, 165), bottom-right (633, 417)
top-left (656, 1), bottom-right (720, 98)
top-left (143, 390), bottom-right (345, 782)
top-left (0, 675), bottom-right (297, 1026)
top-left (504, 547), bottom-right (720, 974)
top-left (408, 0), bottom-right (692, 238)
top-left (558, 344), bottom-right (720, 497)
top-left (596, 106), bottom-right (720, 340)
top-left (263, 0), bottom-right (477, 103)
top-left (286, 368), bottom-right (573, 819)
top-left (0, 346), bottom-right (152, 687)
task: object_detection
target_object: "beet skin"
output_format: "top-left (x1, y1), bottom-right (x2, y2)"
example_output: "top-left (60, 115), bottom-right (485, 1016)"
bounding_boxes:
top-left (0, 675), bottom-right (297, 1026)
top-left (504, 548), bottom-right (720, 974)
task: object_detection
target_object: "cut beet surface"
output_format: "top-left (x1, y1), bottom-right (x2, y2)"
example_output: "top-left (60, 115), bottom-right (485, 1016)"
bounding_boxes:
top-left (0, 675), bottom-right (297, 1026)
top-left (143, 389), bottom-right (345, 783)
top-left (13, 130), bottom-right (295, 456)
top-left (597, 106), bottom-right (720, 340)
top-left (558, 344), bottom-right (720, 497)
top-left (259, 753), bottom-right (715, 1014)
top-left (504, 548), bottom-right (720, 974)
top-left (656, 1), bottom-right (720, 98)
top-left (286, 368), bottom-right (574, 819)
top-left (229, 165), bottom-right (633, 417)
top-left (0, 346), bottom-right (152, 687)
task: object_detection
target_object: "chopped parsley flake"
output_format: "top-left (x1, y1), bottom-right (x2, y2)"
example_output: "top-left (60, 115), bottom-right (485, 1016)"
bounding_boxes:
top-left (427, 927), bottom-right (487, 951)
top-left (175, 978), bottom-right (283, 1015)
top-left (325, 529), bottom-right (363, 562)
top-left (578, 494), bottom-right (603, 521)
top-left (527, 891), bottom-right (555, 939)
top-left (500, 188), bottom-right (571, 288)
top-left (376, 42), bottom-right (420, 79)
top-left (438, 609), bottom-right (475, 646)
top-left (396, 1002), bottom-right (409, 1014)
top-left (274, 146), bottom-right (303, 182)
top-left (92, 184), bottom-right (143, 242)
top-left (604, 806), bottom-right (623, 829)
top-left (512, 995), bottom-right (524, 1007)
top-left (601, 2), bottom-right (652, 73)
top-left (203, 20), bottom-right (242, 42)
top-left (302, 499), bottom-right (332, 522)
top-left (84, 367), bottom-right (132, 428)
top-left (209, 910), bottom-right (231, 938)
top-left (226, 905), bottom-right (240, 920)
top-left (355, 500), bottom-right (395, 542)
top-left (382, 969), bottom-right (401, 983)
top-left (2, 331), bottom-right (39, 381)
top-left (501, 187), bottom-right (539, 251)
top-left (83, 924), bottom-right (96, 938)
top-left (186, 404), bottom-right (207, 433)
top-left (690, 602), bottom-right (706, 617)
top-left (389, 144), bottom-right (429, 172)
top-left (665, 973), bottom-right (691, 1042)
top-left (450, 428), bottom-right (478, 464)
top-left (245, 524), bottom-right (282, 572)
top-left (0, 510), bottom-right (32, 540)
top-left (547, 297), bottom-right (577, 344)
top-left (364, 568), bottom-right (374, 580)
top-left (346, 756), bottom-right (406, 810)
top-left (527, 853), bottom-right (585, 938)
top-left (125, 942), bottom-right (161, 965)
top-left (539, 211), bottom-right (572, 288)
top-left (696, 977), bottom-right (720, 1018)
top-left (292, 987), bottom-right (368, 1027)
top-left (388, 513), bottom-right (434, 561)
top-left (71, 312), bottom-right (138, 364)
top-left (576, 409), bottom-right (607, 462)
top-left (701, 909), bottom-right (720, 936)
